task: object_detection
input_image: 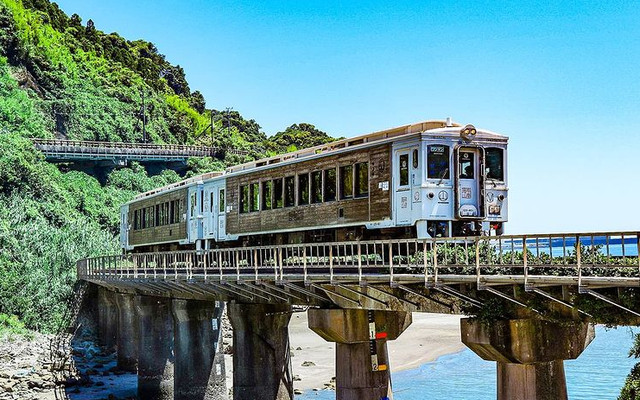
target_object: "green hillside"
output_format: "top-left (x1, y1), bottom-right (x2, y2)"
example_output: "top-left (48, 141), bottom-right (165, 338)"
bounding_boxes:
top-left (0, 0), bottom-right (336, 333)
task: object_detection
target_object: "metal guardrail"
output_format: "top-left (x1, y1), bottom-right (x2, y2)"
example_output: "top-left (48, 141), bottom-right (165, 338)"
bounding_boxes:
top-left (78, 231), bottom-right (640, 289)
top-left (32, 139), bottom-right (250, 158)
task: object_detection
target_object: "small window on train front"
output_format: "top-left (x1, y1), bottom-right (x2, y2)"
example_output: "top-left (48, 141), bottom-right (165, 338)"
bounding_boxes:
top-left (284, 176), bottom-right (295, 207)
top-left (399, 154), bottom-right (409, 186)
top-left (311, 171), bottom-right (322, 203)
top-left (273, 178), bottom-right (283, 209)
top-left (240, 185), bottom-right (249, 214)
top-left (250, 183), bottom-right (259, 212)
top-left (355, 162), bottom-right (369, 198)
top-left (412, 149), bottom-right (419, 169)
top-left (486, 148), bottom-right (504, 181)
top-left (219, 189), bottom-right (225, 213)
top-left (262, 181), bottom-right (273, 210)
top-left (298, 173), bottom-right (310, 205)
top-left (427, 145), bottom-right (450, 179)
top-left (340, 165), bottom-right (353, 199)
top-left (323, 168), bottom-right (336, 202)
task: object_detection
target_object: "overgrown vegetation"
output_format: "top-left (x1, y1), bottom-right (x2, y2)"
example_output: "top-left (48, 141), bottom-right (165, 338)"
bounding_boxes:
top-left (0, 0), bottom-right (336, 334)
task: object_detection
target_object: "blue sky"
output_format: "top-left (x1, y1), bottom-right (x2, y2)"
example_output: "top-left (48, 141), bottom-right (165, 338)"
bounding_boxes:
top-left (53, 0), bottom-right (640, 234)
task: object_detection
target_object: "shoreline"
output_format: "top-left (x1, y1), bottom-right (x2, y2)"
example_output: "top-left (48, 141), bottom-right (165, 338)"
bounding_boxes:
top-left (224, 312), bottom-right (464, 393)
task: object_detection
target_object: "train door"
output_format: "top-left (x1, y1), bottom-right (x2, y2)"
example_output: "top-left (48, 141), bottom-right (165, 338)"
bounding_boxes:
top-left (214, 182), bottom-right (226, 241)
top-left (203, 184), bottom-right (216, 238)
top-left (455, 148), bottom-right (485, 219)
top-left (187, 185), bottom-right (204, 244)
top-left (120, 204), bottom-right (129, 250)
top-left (394, 146), bottom-right (420, 225)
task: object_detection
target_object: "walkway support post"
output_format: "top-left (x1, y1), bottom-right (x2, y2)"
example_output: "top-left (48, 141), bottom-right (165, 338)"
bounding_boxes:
top-left (136, 295), bottom-right (175, 400)
top-left (308, 308), bottom-right (412, 400)
top-left (227, 303), bottom-right (293, 400)
top-left (172, 299), bottom-right (228, 400)
top-left (114, 293), bottom-right (139, 372)
top-left (461, 318), bottom-right (594, 400)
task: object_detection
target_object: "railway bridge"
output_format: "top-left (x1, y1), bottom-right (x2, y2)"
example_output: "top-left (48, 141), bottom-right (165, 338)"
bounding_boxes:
top-left (77, 231), bottom-right (640, 400)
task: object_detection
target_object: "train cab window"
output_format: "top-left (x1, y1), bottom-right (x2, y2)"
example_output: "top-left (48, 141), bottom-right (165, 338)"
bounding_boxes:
top-left (427, 145), bottom-right (450, 179)
top-left (311, 171), bottom-right (322, 203)
top-left (399, 154), bottom-right (409, 186)
top-left (459, 152), bottom-right (475, 179)
top-left (250, 183), bottom-right (260, 212)
top-left (323, 168), bottom-right (336, 202)
top-left (340, 165), bottom-right (353, 199)
top-left (284, 176), bottom-right (295, 207)
top-left (355, 162), bottom-right (369, 198)
top-left (219, 189), bottom-right (225, 213)
top-left (486, 148), bottom-right (504, 181)
top-left (298, 173), bottom-right (310, 205)
top-left (273, 178), bottom-right (283, 209)
top-left (262, 181), bottom-right (273, 210)
top-left (240, 185), bottom-right (249, 214)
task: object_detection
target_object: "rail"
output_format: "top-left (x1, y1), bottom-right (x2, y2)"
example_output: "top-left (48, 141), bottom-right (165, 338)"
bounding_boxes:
top-left (78, 231), bottom-right (640, 289)
top-left (32, 139), bottom-right (250, 157)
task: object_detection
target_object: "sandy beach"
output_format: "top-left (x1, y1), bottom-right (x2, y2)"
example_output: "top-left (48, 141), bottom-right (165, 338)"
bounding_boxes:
top-left (225, 312), bottom-right (464, 392)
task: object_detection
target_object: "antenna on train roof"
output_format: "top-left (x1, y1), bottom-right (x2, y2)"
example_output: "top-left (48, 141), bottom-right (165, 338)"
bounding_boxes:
top-left (446, 117), bottom-right (453, 127)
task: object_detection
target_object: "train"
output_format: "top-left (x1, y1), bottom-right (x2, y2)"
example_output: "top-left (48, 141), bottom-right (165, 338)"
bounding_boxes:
top-left (120, 119), bottom-right (508, 252)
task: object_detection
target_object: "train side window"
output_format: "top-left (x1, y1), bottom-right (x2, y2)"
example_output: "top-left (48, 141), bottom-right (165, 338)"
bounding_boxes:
top-left (486, 148), bottom-right (504, 181)
top-left (273, 178), bottom-right (283, 209)
top-left (323, 168), bottom-right (336, 202)
top-left (355, 162), bottom-right (369, 198)
top-left (219, 189), bottom-right (225, 213)
top-left (427, 145), bottom-right (450, 179)
top-left (169, 202), bottom-right (174, 224)
top-left (174, 200), bottom-right (180, 223)
top-left (200, 191), bottom-right (204, 214)
top-left (284, 176), bottom-right (295, 207)
top-left (262, 181), bottom-right (273, 210)
top-left (156, 204), bottom-right (161, 227)
top-left (240, 185), bottom-right (249, 214)
top-left (133, 210), bottom-right (139, 230)
top-left (190, 193), bottom-right (196, 217)
top-left (399, 154), bottom-right (409, 186)
top-left (311, 171), bottom-right (322, 203)
top-left (340, 165), bottom-right (353, 199)
top-left (298, 173), bottom-right (310, 205)
top-left (250, 183), bottom-right (259, 212)
top-left (210, 192), bottom-right (215, 212)
top-left (142, 208), bottom-right (147, 229)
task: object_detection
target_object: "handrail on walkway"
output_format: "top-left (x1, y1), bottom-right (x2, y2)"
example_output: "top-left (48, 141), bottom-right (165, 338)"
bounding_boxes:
top-left (77, 231), bottom-right (640, 288)
top-left (32, 138), bottom-right (250, 156)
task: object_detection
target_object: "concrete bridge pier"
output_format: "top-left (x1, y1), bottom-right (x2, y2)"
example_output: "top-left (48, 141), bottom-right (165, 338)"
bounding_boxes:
top-left (461, 318), bottom-right (595, 400)
top-left (172, 299), bottom-right (228, 400)
top-left (228, 303), bottom-right (294, 400)
top-left (136, 295), bottom-right (175, 400)
top-left (308, 309), bottom-right (412, 400)
top-left (97, 287), bottom-right (118, 352)
top-left (114, 293), bottom-right (139, 372)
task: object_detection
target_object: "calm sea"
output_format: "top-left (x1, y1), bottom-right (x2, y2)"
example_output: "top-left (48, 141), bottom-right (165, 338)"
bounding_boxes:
top-left (298, 325), bottom-right (640, 400)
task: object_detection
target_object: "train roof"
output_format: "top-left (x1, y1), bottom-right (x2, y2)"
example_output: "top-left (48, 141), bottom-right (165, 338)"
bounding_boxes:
top-left (127, 118), bottom-right (507, 204)
top-left (225, 118), bottom-right (507, 174)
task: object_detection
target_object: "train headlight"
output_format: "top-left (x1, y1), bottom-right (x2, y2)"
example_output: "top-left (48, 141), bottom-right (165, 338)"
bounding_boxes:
top-left (461, 124), bottom-right (477, 141)
top-left (498, 194), bottom-right (505, 202)
top-left (428, 192), bottom-right (435, 199)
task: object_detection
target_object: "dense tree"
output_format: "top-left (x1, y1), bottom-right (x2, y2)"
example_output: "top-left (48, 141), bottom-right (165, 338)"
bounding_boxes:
top-left (266, 122), bottom-right (338, 154)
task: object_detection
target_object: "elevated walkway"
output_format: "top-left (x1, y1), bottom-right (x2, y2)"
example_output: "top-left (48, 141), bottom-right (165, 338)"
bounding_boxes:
top-left (32, 139), bottom-right (248, 164)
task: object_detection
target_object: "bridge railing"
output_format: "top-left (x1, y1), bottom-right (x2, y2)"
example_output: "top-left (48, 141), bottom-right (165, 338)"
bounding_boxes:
top-left (32, 139), bottom-right (250, 157)
top-left (77, 231), bottom-right (640, 287)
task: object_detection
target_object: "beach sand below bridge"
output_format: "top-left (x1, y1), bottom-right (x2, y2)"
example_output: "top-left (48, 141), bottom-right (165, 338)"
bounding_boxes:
top-left (224, 312), bottom-right (465, 393)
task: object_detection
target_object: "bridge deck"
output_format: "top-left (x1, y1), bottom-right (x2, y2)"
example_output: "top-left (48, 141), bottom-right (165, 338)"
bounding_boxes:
top-left (78, 231), bottom-right (640, 317)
